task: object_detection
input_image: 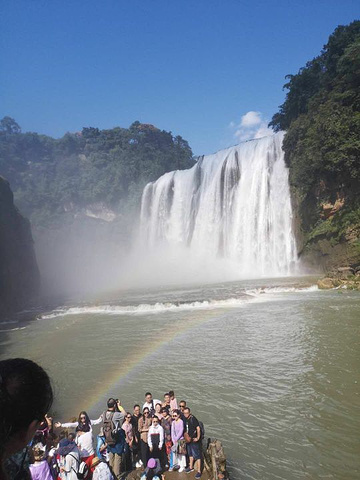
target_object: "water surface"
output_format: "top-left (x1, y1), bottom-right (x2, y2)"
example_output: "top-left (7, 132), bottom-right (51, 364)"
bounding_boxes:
top-left (0, 277), bottom-right (359, 479)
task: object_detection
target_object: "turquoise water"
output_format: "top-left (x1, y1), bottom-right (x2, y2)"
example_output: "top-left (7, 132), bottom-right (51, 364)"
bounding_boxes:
top-left (0, 277), bottom-right (359, 479)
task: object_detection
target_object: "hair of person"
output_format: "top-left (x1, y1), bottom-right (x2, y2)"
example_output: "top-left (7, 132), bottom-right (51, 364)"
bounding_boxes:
top-left (145, 392), bottom-right (152, 397)
top-left (32, 447), bottom-right (45, 462)
top-left (133, 404), bottom-right (140, 409)
top-left (164, 392), bottom-right (170, 397)
top-left (160, 407), bottom-right (168, 414)
top-left (147, 470), bottom-right (155, 480)
top-left (76, 411), bottom-right (91, 432)
top-left (0, 358), bottom-right (53, 458)
top-left (180, 400), bottom-right (187, 406)
top-left (68, 433), bottom-right (75, 441)
top-left (107, 398), bottom-right (117, 410)
top-left (183, 407), bottom-right (190, 413)
top-left (172, 409), bottom-right (181, 416)
top-left (155, 403), bottom-right (161, 408)
top-left (142, 408), bottom-right (149, 417)
top-left (168, 390), bottom-right (174, 397)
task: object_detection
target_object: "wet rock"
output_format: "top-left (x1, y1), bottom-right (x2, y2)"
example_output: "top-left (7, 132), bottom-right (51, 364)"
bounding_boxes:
top-left (317, 277), bottom-right (335, 289)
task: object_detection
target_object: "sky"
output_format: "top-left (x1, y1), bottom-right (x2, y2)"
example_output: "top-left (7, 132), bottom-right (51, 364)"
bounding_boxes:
top-left (1, 0), bottom-right (359, 156)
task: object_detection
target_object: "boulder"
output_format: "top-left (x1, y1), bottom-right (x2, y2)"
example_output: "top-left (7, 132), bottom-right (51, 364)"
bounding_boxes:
top-left (317, 277), bottom-right (335, 289)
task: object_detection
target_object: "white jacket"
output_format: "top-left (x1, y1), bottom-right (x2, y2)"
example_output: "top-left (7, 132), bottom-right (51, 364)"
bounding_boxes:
top-left (148, 424), bottom-right (164, 450)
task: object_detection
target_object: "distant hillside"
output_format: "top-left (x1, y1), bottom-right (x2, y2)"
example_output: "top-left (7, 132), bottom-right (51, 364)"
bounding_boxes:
top-left (270, 20), bottom-right (360, 271)
top-left (0, 119), bottom-right (194, 228)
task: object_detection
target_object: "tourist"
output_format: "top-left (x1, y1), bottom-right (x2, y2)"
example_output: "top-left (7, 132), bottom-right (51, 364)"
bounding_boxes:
top-left (0, 358), bottom-right (53, 480)
top-left (170, 409), bottom-right (186, 472)
top-left (162, 393), bottom-right (171, 411)
top-left (100, 398), bottom-right (126, 479)
top-left (140, 458), bottom-right (162, 480)
top-left (183, 408), bottom-right (201, 479)
top-left (148, 417), bottom-right (164, 462)
top-left (131, 405), bottom-right (142, 467)
top-left (122, 413), bottom-right (134, 470)
top-left (143, 393), bottom-right (161, 416)
top-left (160, 408), bottom-right (172, 468)
top-left (75, 429), bottom-right (95, 478)
top-left (54, 411), bottom-right (102, 433)
top-left (90, 457), bottom-right (114, 480)
top-left (29, 444), bottom-right (53, 480)
top-left (54, 411), bottom-right (98, 477)
top-left (138, 408), bottom-right (152, 467)
top-left (169, 391), bottom-right (178, 413)
top-left (178, 401), bottom-right (186, 422)
top-left (154, 403), bottom-right (162, 419)
top-left (31, 414), bottom-right (53, 448)
top-left (58, 437), bottom-right (80, 480)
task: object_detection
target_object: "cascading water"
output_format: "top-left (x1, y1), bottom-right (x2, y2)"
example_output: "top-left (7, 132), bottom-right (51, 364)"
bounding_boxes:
top-left (139, 132), bottom-right (298, 279)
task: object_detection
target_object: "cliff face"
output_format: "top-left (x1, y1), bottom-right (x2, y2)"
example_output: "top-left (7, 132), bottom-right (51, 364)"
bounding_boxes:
top-left (291, 181), bottom-right (360, 272)
top-left (0, 176), bottom-right (40, 315)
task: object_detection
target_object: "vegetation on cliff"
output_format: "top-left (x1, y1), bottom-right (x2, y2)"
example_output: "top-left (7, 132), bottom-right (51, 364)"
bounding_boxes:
top-left (0, 119), bottom-right (194, 227)
top-left (270, 21), bottom-right (360, 269)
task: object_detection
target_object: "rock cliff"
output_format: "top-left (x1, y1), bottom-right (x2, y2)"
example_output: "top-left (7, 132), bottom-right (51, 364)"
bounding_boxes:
top-left (0, 176), bottom-right (39, 315)
top-left (291, 182), bottom-right (360, 273)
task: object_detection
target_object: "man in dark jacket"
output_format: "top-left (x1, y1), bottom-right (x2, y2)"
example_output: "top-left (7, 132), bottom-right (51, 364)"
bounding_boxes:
top-left (183, 407), bottom-right (202, 479)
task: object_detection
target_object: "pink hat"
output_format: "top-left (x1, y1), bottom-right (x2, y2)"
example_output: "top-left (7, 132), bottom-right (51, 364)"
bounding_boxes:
top-left (147, 458), bottom-right (156, 469)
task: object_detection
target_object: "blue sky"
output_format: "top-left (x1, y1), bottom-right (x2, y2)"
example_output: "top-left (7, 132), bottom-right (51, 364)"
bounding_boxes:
top-left (1, 1), bottom-right (359, 155)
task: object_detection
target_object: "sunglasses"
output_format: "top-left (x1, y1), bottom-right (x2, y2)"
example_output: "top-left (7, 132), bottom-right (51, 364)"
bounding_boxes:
top-left (144, 412), bottom-right (149, 414)
top-left (172, 415), bottom-right (178, 418)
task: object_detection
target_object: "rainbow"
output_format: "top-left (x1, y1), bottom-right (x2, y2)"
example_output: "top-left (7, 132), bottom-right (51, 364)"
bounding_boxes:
top-left (83, 308), bottom-right (222, 413)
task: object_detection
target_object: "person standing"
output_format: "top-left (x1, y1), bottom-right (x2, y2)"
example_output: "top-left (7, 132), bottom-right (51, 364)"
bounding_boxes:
top-left (170, 410), bottom-right (186, 472)
top-left (169, 391), bottom-right (178, 413)
top-left (160, 408), bottom-right (172, 468)
top-left (138, 408), bottom-right (152, 467)
top-left (142, 393), bottom-right (161, 417)
top-left (178, 401), bottom-right (187, 422)
top-left (162, 393), bottom-right (171, 411)
top-left (122, 413), bottom-right (134, 470)
top-left (147, 417), bottom-right (164, 463)
top-left (29, 445), bottom-right (53, 480)
top-left (183, 408), bottom-right (201, 479)
top-left (101, 398), bottom-right (125, 479)
top-left (131, 405), bottom-right (142, 468)
top-left (90, 457), bottom-right (114, 480)
top-left (58, 438), bottom-right (80, 480)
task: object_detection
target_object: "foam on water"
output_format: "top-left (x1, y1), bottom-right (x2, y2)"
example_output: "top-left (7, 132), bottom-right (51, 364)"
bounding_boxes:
top-left (37, 285), bottom-right (317, 320)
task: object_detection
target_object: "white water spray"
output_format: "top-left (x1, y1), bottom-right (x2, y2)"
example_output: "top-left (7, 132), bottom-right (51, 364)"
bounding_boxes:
top-left (139, 133), bottom-right (298, 280)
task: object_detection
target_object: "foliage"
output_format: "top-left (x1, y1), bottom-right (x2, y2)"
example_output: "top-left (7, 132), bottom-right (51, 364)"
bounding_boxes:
top-left (0, 121), bottom-right (194, 226)
top-left (270, 21), bottom-right (360, 240)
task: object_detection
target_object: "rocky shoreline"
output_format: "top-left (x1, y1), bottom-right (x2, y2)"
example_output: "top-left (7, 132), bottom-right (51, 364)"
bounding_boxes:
top-left (317, 265), bottom-right (360, 290)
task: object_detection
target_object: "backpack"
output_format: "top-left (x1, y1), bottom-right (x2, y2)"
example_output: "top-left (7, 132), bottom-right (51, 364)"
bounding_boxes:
top-left (69, 454), bottom-right (89, 480)
top-left (199, 421), bottom-right (205, 441)
top-left (103, 411), bottom-right (119, 447)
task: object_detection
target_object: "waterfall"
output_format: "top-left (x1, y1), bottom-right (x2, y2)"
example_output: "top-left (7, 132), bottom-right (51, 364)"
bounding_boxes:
top-left (139, 133), bottom-right (298, 279)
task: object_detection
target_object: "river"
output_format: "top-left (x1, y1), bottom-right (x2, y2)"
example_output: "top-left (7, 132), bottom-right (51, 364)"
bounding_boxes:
top-left (0, 276), bottom-right (359, 479)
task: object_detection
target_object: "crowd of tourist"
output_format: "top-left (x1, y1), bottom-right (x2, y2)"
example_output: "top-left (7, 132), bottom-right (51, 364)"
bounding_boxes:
top-left (0, 359), bottom-right (205, 480)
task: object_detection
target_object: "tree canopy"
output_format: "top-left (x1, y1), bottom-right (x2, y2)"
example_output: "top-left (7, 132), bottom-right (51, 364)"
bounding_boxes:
top-left (270, 21), bottom-right (360, 200)
top-left (0, 121), bottom-right (194, 226)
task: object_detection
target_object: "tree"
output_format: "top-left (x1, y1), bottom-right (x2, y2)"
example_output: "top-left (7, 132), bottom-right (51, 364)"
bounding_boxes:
top-left (0, 116), bottom-right (21, 135)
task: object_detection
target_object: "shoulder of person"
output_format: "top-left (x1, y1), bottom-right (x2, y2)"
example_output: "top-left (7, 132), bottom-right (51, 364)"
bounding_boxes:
top-left (192, 415), bottom-right (199, 424)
